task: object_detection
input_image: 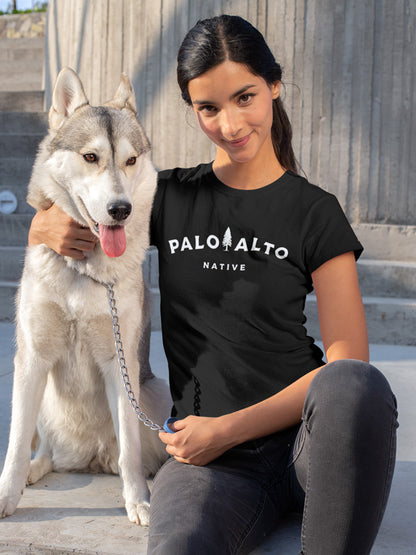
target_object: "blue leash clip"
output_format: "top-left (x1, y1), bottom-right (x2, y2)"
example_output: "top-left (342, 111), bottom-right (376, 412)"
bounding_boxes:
top-left (163, 417), bottom-right (180, 434)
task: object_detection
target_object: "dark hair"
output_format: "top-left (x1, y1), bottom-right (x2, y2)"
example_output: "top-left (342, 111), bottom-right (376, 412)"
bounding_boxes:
top-left (177, 14), bottom-right (298, 174)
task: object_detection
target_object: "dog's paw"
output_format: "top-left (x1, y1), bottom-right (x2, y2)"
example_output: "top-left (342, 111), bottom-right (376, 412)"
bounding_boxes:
top-left (27, 457), bottom-right (52, 485)
top-left (0, 491), bottom-right (22, 518)
top-left (125, 500), bottom-right (150, 526)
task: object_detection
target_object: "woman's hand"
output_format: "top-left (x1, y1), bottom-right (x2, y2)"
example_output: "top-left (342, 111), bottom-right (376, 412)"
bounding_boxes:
top-left (28, 204), bottom-right (98, 259)
top-left (159, 415), bottom-right (235, 466)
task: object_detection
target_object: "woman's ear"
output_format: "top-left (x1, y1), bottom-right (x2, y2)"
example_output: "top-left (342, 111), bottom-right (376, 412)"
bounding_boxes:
top-left (271, 81), bottom-right (281, 99)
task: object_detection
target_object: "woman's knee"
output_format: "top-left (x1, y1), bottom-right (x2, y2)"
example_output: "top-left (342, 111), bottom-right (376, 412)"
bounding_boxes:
top-left (304, 359), bottom-right (398, 425)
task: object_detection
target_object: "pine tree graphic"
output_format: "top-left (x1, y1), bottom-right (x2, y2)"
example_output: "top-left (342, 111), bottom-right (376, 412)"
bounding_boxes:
top-left (222, 227), bottom-right (232, 251)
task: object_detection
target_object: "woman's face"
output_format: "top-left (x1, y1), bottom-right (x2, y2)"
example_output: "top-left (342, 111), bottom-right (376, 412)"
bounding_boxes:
top-left (188, 60), bottom-right (280, 165)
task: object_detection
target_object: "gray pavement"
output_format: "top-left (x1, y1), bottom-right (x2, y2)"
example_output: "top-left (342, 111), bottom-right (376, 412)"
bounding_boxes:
top-left (0, 322), bottom-right (415, 554)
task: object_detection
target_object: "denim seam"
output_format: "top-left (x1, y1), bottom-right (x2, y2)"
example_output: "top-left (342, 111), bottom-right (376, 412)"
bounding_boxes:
top-left (287, 423), bottom-right (306, 469)
top-left (251, 443), bottom-right (285, 493)
top-left (373, 396), bottom-right (398, 535)
top-left (253, 442), bottom-right (276, 473)
top-left (299, 428), bottom-right (311, 554)
top-left (233, 487), bottom-right (268, 554)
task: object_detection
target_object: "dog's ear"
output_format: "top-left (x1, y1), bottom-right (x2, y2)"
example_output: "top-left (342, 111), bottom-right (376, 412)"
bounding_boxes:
top-left (105, 73), bottom-right (137, 114)
top-left (49, 68), bottom-right (89, 130)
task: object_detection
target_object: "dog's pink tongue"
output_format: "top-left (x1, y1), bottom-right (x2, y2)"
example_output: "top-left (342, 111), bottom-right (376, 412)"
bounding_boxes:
top-left (98, 225), bottom-right (126, 257)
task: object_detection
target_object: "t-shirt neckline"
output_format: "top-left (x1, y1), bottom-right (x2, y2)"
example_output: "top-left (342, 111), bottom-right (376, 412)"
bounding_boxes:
top-left (207, 161), bottom-right (292, 196)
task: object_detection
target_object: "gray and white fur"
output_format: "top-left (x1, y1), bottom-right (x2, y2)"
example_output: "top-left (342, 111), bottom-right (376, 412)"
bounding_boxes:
top-left (0, 68), bottom-right (170, 525)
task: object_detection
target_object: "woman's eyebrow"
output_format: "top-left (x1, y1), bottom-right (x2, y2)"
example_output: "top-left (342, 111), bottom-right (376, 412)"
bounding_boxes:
top-left (192, 84), bottom-right (256, 105)
top-left (230, 84), bottom-right (256, 100)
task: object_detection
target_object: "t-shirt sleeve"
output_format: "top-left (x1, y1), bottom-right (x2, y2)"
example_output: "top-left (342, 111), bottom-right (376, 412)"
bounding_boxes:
top-left (303, 193), bottom-right (363, 274)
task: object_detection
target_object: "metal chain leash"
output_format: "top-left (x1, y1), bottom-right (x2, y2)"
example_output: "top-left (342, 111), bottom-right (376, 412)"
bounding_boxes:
top-left (105, 282), bottom-right (163, 432)
top-left (193, 376), bottom-right (201, 416)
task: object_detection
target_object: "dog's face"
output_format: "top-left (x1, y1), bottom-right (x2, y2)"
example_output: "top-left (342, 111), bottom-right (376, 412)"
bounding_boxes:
top-left (45, 69), bottom-right (150, 257)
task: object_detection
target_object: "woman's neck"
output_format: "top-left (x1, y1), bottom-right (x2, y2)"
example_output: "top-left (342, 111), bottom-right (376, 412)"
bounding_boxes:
top-left (212, 147), bottom-right (286, 190)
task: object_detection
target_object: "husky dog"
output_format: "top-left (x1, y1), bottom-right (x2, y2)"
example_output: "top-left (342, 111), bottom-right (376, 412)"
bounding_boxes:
top-left (0, 68), bottom-right (170, 525)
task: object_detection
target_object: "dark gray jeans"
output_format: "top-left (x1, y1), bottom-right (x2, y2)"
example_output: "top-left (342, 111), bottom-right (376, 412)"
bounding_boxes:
top-left (147, 360), bottom-right (398, 554)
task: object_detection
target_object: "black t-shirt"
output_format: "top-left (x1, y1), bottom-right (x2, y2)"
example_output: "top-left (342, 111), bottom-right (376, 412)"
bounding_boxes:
top-left (151, 163), bottom-right (363, 418)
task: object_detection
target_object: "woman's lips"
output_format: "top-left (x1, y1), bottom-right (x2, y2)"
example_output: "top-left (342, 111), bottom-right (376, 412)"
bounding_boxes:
top-left (227, 133), bottom-right (252, 148)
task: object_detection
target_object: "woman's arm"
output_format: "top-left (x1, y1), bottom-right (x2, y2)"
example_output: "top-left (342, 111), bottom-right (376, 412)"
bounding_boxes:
top-left (313, 251), bottom-right (369, 364)
top-left (28, 204), bottom-right (97, 259)
top-left (160, 251), bottom-right (369, 465)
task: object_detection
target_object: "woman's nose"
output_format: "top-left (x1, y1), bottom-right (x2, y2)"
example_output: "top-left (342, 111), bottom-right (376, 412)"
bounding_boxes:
top-left (220, 108), bottom-right (242, 138)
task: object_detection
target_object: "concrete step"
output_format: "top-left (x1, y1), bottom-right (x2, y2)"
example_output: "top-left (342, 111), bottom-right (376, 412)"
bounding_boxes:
top-left (0, 37), bottom-right (44, 59)
top-left (0, 112), bottom-right (47, 210)
top-left (0, 246), bottom-right (25, 281)
top-left (0, 37), bottom-right (44, 103)
top-left (0, 38), bottom-right (44, 92)
top-left (0, 90), bottom-right (44, 111)
top-left (150, 287), bottom-right (161, 331)
top-left (0, 157), bottom-right (35, 194)
top-left (0, 156), bottom-right (37, 212)
top-left (0, 60), bottom-right (43, 91)
top-left (353, 223), bottom-right (416, 262)
top-left (0, 128), bottom-right (43, 208)
top-left (305, 295), bottom-right (416, 346)
top-left (357, 259), bottom-right (416, 299)
top-left (0, 213), bottom-right (33, 246)
top-left (143, 247), bottom-right (159, 288)
top-left (0, 280), bottom-right (17, 321)
top-left (0, 132), bottom-right (44, 158)
top-left (0, 111), bottom-right (48, 134)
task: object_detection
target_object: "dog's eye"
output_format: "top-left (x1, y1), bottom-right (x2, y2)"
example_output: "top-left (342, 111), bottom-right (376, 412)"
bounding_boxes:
top-left (126, 156), bottom-right (137, 166)
top-left (83, 153), bottom-right (98, 163)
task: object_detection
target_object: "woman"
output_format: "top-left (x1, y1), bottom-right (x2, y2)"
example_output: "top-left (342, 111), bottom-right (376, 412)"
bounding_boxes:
top-left (29, 15), bottom-right (397, 555)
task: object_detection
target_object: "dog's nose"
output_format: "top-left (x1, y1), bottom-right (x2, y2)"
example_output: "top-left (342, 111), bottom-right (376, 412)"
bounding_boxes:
top-left (107, 201), bottom-right (132, 221)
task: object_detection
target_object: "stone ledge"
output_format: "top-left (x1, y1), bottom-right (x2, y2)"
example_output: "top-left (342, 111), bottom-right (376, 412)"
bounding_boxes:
top-left (0, 12), bottom-right (46, 39)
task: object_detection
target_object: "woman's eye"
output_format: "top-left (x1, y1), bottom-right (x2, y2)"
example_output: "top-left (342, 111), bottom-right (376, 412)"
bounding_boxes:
top-left (126, 156), bottom-right (137, 166)
top-left (239, 94), bottom-right (253, 105)
top-left (83, 153), bottom-right (98, 163)
top-left (199, 105), bottom-right (217, 115)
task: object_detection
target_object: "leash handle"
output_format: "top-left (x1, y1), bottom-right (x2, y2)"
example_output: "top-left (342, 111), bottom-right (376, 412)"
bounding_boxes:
top-left (163, 417), bottom-right (180, 434)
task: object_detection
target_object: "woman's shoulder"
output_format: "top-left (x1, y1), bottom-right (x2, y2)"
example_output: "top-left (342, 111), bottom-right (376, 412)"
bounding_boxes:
top-left (284, 171), bottom-right (336, 204)
top-left (157, 163), bottom-right (212, 188)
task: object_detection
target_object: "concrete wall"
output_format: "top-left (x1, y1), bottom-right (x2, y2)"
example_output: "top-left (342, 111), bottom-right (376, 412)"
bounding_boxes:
top-left (44, 0), bottom-right (416, 225)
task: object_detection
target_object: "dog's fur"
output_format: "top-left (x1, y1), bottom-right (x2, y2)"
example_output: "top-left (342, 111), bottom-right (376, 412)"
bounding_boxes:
top-left (0, 68), bottom-right (170, 525)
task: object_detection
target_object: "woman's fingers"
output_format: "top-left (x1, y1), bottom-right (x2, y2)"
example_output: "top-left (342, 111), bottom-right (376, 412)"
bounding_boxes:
top-left (29, 204), bottom-right (98, 258)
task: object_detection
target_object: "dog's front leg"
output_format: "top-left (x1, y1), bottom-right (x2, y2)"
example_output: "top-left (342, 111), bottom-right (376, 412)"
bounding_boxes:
top-left (0, 351), bottom-right (49, 517)
top-left (103, 356), bottom-right (151, 526)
